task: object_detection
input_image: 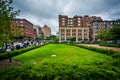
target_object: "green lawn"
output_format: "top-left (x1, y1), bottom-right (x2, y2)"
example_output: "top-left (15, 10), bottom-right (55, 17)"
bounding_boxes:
top-left (13, 44), bottom-right (112, 66)
top-left (0, 44), bottom-right (119, 80)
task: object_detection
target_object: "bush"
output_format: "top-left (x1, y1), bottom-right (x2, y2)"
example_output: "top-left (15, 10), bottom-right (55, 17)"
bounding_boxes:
top-left (111, 52), bottom-right (120, 59)
top-left (71, 44), bottom-right (117, 56)
top-left (0, 62), bottom-right (120, 80)
top-left (99, 42), bottom-right (120, 48)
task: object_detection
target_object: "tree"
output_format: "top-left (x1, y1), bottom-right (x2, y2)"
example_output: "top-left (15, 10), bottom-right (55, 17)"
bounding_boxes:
top-left (0, 0), bottom-right (20, 46)
top-left (70, 37), bottom-right (76, 43)
top-left (108, 24), bottom-right (120, 41)
top-left (96, 24), bottom-right (120, 42)
top-left (96, 28), bottom-right (110, 41)
top-left (46, 35), bottom-right (58, 43)
top-left (10, 27), bottom-right (23, 42)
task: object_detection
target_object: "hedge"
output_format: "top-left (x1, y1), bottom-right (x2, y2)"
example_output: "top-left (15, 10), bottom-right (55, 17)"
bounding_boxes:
top-left (99, 43), bottom-right (120, 48)
top-left (0, 44), bottom-right (48, 60)
top-left (70, 44), bottom-right (118, 56)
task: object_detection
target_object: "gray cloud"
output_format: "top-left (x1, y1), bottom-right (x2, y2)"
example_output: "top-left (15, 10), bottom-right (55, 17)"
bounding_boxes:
top-left (12, 0), bottom-right (120, 34)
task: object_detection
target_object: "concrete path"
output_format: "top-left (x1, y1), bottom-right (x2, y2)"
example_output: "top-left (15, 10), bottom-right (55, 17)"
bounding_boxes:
top-left (79, 44), bottom-right (120, 51)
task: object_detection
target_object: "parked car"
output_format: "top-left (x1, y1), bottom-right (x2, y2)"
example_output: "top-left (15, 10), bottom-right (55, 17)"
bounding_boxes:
top-left (0, 47), bottom-right (6, 53)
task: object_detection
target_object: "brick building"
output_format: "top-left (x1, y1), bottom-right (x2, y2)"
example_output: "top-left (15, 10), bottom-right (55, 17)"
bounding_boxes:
top-left (59, 15), bottom-right (102, 42)
top-left (41, 25), bottom-right (51, 39)
top-left (90, 19), bottom-right (120, 41)
top-left (11, 18), bottom-right (36, 40)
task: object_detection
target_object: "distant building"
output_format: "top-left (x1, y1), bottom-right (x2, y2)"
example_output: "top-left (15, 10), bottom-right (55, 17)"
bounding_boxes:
top-left (33, 25), bottom-right (44, 39)
top-left (11, 18), bottom-right (37, 40)
top-left (90, 19), bottom-right (120, 41)
top-left (41, 25), bottom-right (51, 39)
top-left (59, 15), bottom-right (102, 42)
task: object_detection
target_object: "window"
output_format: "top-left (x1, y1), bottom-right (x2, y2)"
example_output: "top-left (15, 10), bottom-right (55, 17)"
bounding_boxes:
top-left (72, 29), bottom-right (76, 32)
top-left (62, 18), bottom-right (65, 20)
top-left (78, 29), bottom-right (81, 32)
top-left (78, 20), bottom-right (80, 23)
top-left (78, 37), bottom-right (82, 41)
top-left (84, 34), bottom-right (87, 36)
top-left (78, 23), bottom-right (81, 26)
top-left (84, 29), bottom-right (87, 32)
top-left (61, 33), bottom-right (64, 36)
top-left (70, 22), bottom-right (73, 24)
top-left (61, 37), bottom-right (65, 41)
top-left (95, 26), bottom-right (98, 30)
top-left (66, 37), bottom-right (70, 41)
top-left (20, 24), bottom-right (23, 26)
top-left (66, 33), bottom-right (70, 36)
top-left (72, 33), bottom-right (76, 36)
top-left (78, 18), bottom-right (80, 20)
top-left (84, 38), bottom-right (88, 41)
top-left (68, 21), bottom-right (70, 24)
top-left (68, 21), bottom-right (73, 25)
top-left (61, 29), bottom-right (65, 32)
top-left (66, 29), bottom-right (70, 32)
top-left (20, 21), bottom-right (23, 23)
top-left (62, 20), bottom-right (65, 22)
top-left (62, 22), bottom-right (65, 26)
top-left (78, 33), bottom-right (82, 36)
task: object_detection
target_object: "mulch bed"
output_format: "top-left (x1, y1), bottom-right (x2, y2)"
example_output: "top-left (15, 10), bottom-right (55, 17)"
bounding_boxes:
top-left (0, 59), bottom-right (22, 69)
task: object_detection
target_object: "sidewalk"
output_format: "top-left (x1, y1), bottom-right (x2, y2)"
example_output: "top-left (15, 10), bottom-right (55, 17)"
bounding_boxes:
top-left (79, 44), bottom-right (120, 51)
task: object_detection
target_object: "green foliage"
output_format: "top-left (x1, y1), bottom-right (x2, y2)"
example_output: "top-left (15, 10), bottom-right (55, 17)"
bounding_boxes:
top-left (1, 62), bottom-right (120, 80)
top-left (96, 28), bottom-right (110, 41)
top-left (35, 36), bottom-right (42, 40)
top-left (96, 24), bottom-right (120, 41)
top-left (10, 27), bottom-right (24, 41)
top-left (70, 37), bottom-right (76, 43)
top-left (99, 42), bottom-right (120, 48)
top-left (73, 44), bottom-right (117, 56)
top-left (0, 0), bottom-right (20, 45)
top-left (108, 24), bottom-right (120, 40)
top-left (0, 44), bottom-right (47, 60)
top-left (46, 35), bottom-right (59, 43)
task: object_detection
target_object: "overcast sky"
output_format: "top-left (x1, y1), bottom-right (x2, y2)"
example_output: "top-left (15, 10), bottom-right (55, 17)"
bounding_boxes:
top-left (13, 0), bottom-right (120, 35)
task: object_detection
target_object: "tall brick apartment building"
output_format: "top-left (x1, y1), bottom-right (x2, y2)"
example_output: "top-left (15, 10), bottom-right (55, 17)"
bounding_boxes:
top-left (41, 25), bottom-right (51, 39)
top-left (59, 15), bottom-right (102, 42)
top-left (11, 18), bottom-right (36, 40)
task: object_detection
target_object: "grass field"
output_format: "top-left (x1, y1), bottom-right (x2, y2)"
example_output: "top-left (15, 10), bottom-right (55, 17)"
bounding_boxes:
top-left (13, 44), bottom-right (112, 65)
top-left (0, 44), bottom-right (119, 80)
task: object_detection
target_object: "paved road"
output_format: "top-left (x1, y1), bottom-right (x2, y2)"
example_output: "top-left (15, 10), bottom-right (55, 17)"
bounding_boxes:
top-left (79, 44), bottom-right (120, 51)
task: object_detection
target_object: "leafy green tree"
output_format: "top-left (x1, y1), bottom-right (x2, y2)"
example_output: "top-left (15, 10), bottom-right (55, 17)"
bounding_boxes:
top-left (70, 37), bottom-right (76, 43)
top-left (0, 0), bottom-right (20, 46)
top-left (96, 28), bottom-right (110, 41)
top-left (96, 24), bottom-right (120, 42)
top-left (46, 35), bottom-right (58, 43)
top-left (108, 24), bottom-right (120, 41)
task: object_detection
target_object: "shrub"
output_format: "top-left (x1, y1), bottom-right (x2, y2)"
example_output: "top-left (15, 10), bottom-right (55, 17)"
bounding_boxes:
top-left (111, 52), bottom-right (120, 59)
top-left (71, 44), bottom-right (117, 56)
top-left (0, 44), bottom-right (48, 60)
top-left (99, 43), bottom-right (120, 48)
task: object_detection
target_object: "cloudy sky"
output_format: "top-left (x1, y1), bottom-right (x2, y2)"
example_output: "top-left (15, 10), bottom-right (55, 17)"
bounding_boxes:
top-left (12, 0), bottom-right (120, 35)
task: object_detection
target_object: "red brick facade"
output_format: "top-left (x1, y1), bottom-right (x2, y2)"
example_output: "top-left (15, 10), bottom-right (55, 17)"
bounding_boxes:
top-left (11, 19), bottom-right (36, 38)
